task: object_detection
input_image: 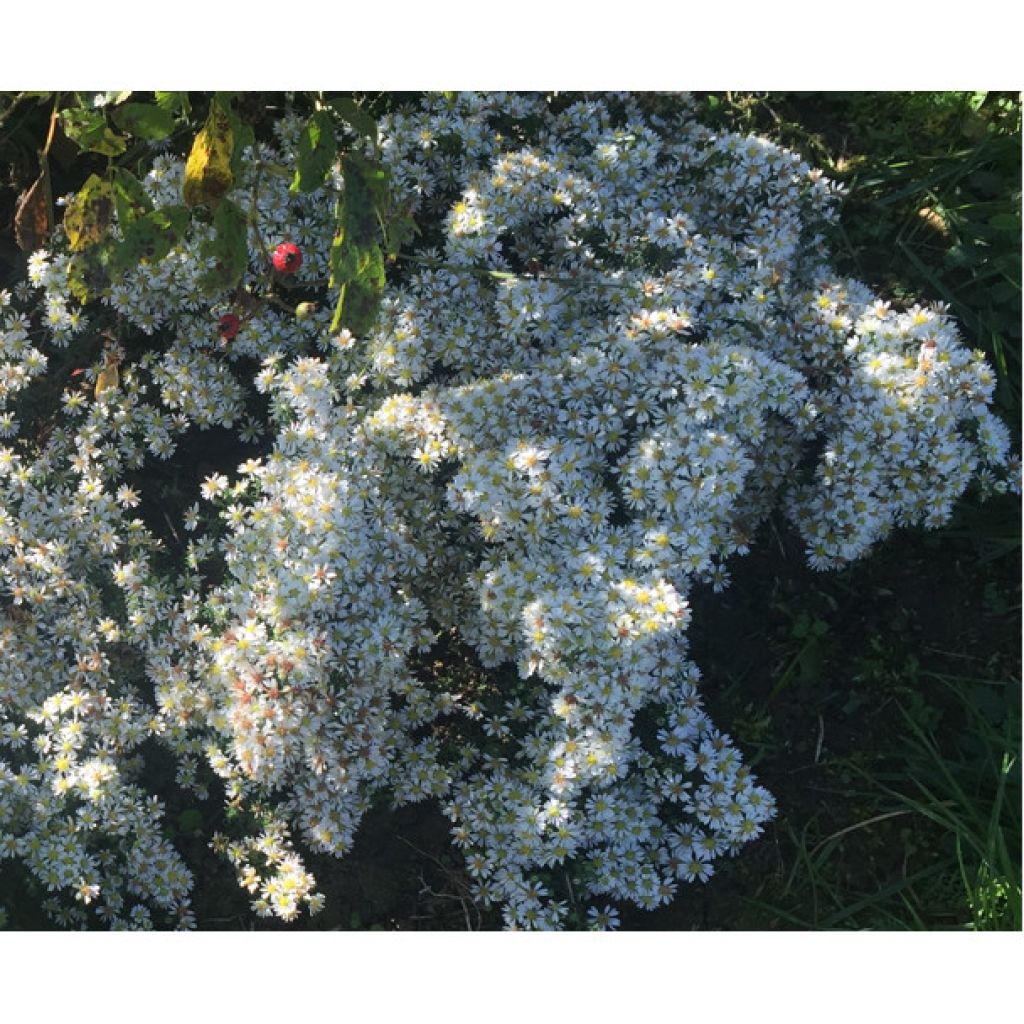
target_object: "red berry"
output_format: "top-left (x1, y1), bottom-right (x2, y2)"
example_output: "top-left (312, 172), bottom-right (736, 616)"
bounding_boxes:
top-left (219, 313), bottom-right (241, 340)
top-left (272, 242), bottom-right (302, 274)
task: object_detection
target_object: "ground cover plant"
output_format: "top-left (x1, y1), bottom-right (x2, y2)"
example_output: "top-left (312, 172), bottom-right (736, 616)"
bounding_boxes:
top-left (0, 91), bottom-right (1019, 930)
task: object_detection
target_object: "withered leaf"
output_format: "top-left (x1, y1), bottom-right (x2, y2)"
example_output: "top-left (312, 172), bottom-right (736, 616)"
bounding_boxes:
top-left (14, 165), bottom-right (52, 252)
top-left (183, 100), bottom-right (234, 209)
top-left (63, 175), bottom-right (116, 252)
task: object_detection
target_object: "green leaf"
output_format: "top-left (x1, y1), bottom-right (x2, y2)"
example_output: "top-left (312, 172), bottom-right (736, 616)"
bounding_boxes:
top-left (224, 111), bottom-right (255, 181)
top-left (988, 212), bottom-right (1020, 233)
top-left (345, 151), bottom-right (389, 214)
top-left (111, 168), bottom-right (153, 225)
top-left (327, 152), bottom-right (391, 334)
top-left (210, 95), bottom-right (255, 182)
top-left (291, 109), bottom-right (337, 193)
top-left (64, 174), bottom-right (116, 251)
top-left (178, 809), bottom-right (203, 833)
top-left (66, 249), bottom-right (110, 303)
top-left (60, 107), bottom-right (127, 157)
top-left (199, 197), bottom-right (250, 293)
top-left (111, 102), bottom-right (176, 141)
top-left (155, 91), bottom-right (191, 116)
top-left (345, 245), bottom-right (385, 336)
top-left (326, 96), bottom-right (378, 144)
top-left (383, 211), bottom-right (419, 260)
top-left (154, 205), bottom-right (191, 235)
top-left (329, 236), bottom-right (385, 335)
top-left (98, 90), bottom-right (133, 107)
top-left (109, 205), bottom-right (190, 275)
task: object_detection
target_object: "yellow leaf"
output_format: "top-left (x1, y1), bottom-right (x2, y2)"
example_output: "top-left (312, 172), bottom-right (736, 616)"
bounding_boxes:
top-left (183, 101), bottom-right (234, 210)
top-left (64, 175), bottom-right (116, 252)
top-left (95, 359), bottom-right (120, 399)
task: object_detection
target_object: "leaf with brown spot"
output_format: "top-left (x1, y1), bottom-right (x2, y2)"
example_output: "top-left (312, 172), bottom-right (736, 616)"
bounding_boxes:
top-left (60, 107), bottom-right (127, 157)
top-left (64, 174), bottom-right (116, 252)
top-left (14, 165), bottom-right (52, 252)
top-left (183, 99), bottom-right (234, 210)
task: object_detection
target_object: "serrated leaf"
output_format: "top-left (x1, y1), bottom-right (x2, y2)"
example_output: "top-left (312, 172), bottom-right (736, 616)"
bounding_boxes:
top-left (183, 100), bottom-right (234, 209)
top-left (199, 197), bottom-right (250, 293)
top-left (64, 174), bottom-right (116, 251)
top-left (291, 109), bottom-right (337, 193)
top-left (329, 228), bottom-right (360, 283)
top-left (111, 102), bottom-right (176, 141)
top-left (329, 236), bottom-right (385, 334)
top-left (968, 91), bottom-right (988, 113)
top-left (60, 107), bottom-right (127, 157)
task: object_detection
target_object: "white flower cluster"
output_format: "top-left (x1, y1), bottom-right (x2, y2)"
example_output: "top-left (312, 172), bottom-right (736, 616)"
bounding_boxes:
top-left (0, 94), bottom-right (1016, 930)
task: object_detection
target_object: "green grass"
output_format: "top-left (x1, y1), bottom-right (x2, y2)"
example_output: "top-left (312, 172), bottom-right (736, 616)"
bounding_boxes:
top-left (735, 667), bottom-right (1020, 931)
top-left (872, 673), bottom-right (1021, 930)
